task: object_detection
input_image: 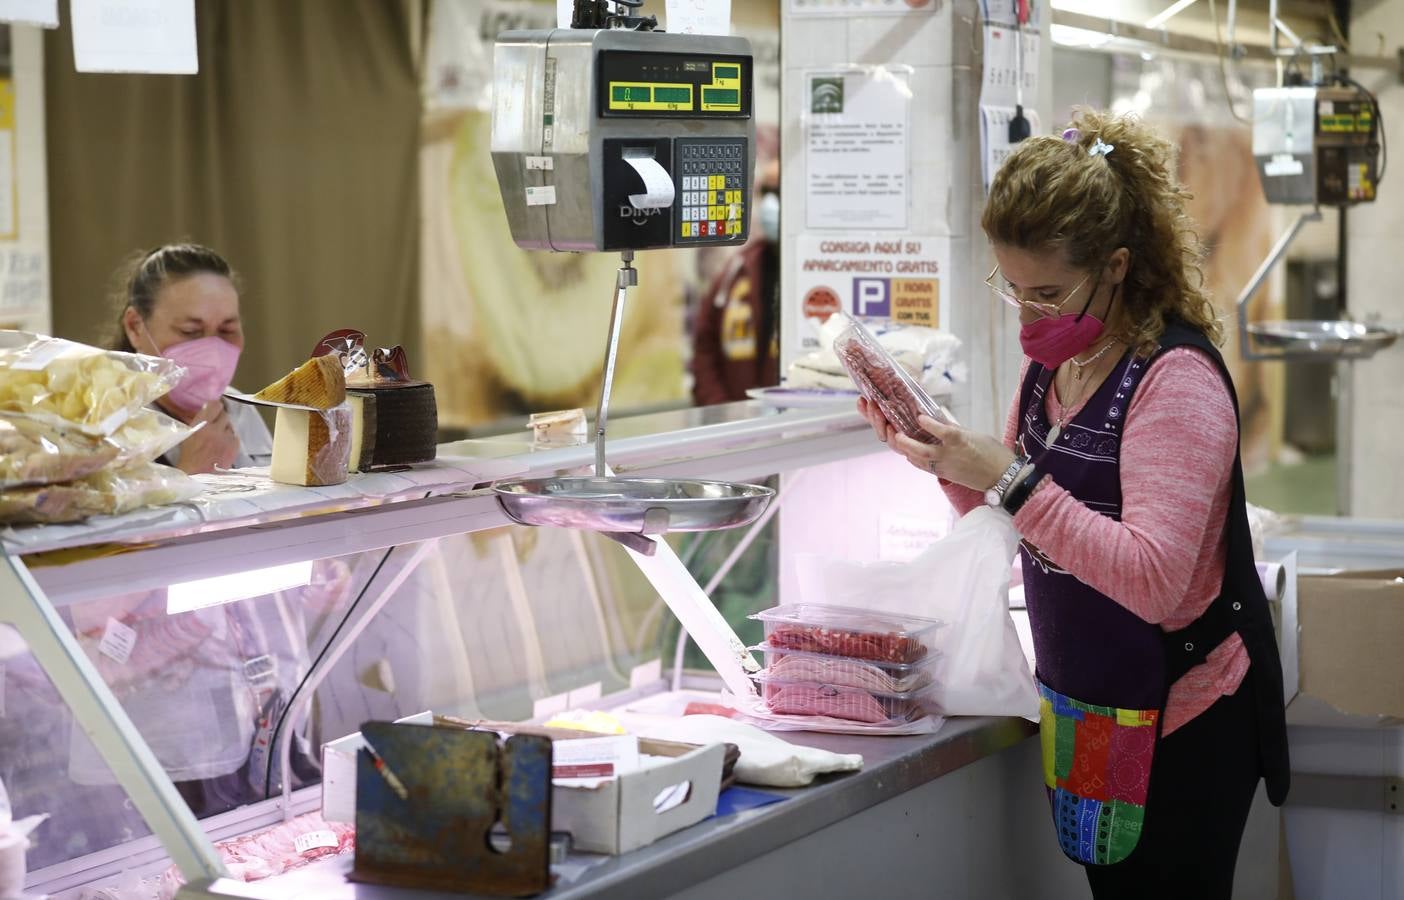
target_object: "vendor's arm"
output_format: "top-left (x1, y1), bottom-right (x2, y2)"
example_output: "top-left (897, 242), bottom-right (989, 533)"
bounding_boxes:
top-left (1012, 348), bottom-right (1238, 624)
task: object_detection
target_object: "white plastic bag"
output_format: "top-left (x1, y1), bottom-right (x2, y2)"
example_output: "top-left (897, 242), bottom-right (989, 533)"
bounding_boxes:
top-left (796, 507), bottom-right (1039, 719)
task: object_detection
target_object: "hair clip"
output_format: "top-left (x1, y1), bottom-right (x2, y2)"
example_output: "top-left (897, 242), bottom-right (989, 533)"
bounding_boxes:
top-left (1089, 137), bottom-right (1115, 158)
top-left (1061, 128), bottom-right (1081, 143)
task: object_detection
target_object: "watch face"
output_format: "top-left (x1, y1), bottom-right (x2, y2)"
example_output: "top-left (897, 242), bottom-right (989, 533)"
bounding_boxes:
top-left (985, 488), bottom-right (1001, 507)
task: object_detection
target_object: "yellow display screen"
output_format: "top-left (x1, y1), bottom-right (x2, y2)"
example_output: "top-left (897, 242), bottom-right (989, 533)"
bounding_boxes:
top-left (600, 51), bottom-right (750, 118)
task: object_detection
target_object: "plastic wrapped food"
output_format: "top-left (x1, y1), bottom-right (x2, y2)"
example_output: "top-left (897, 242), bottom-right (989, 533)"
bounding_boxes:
top-left (0, 461), bottom-right (202, 524)
top-left (754, 641), bottom-right (936, 694)
top-left (833, 317), bottom-right (956, 444)
top-left (758, 678), bottom-right (929, 725)
top-left (752, 603), bottom-right (943, 664)
top-left (107, 407), bottom-right (196, 465)
top-left (155, 813), bottom-right (355, 900)
top-left (788, 314), bottom-right (966, 395)
top-left (0, 416), bottom-right (119, 488)
top-left (0, 332), bottom-right (184, 436)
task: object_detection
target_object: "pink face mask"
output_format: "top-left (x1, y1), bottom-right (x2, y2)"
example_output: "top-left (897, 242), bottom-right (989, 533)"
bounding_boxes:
top-left (1019, 312), bottom-right (1106, 369)
top-left (142, 325), bottom-right (242, 413)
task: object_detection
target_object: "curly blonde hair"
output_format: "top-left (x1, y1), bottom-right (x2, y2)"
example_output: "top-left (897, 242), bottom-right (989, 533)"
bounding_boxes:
top-left (981, 108), bottom-right (1222, 354)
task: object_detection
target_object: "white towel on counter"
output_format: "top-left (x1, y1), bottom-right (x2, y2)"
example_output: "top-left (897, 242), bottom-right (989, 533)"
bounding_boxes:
top-left (610, 710), bottom-right (863, 788)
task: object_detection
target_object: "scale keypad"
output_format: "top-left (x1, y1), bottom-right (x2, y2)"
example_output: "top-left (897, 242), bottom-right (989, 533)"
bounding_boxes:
top-left (675, 139), bottom-right (747, 242)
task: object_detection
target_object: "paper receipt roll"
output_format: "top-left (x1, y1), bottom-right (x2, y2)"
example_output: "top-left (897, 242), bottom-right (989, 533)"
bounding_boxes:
top-left (624, 155), bottom-right (676, 210)
top-left (1256, 562), bottom-right (1286, 602)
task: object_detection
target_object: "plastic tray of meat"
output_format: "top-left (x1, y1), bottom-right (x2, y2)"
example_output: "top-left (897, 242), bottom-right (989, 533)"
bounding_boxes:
top-left (833, 317), bottom-right (957, 445)
top-left (753, 642), bottom-right (938, 694)
top-left (751, 603), bottom-right (943, 664)
top-left (755, 676), bottom-right (934, 725)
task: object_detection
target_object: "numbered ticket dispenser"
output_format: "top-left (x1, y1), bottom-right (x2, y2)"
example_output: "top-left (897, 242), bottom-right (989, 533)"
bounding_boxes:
top-left (492, 28), bottom-right (755, 252)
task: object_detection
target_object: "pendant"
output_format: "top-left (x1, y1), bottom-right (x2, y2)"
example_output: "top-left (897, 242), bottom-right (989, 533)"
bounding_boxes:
top-left (1074, 365), bottom-right (1084, 381)
top-left (1047, 423), bottom-right (1062, 444)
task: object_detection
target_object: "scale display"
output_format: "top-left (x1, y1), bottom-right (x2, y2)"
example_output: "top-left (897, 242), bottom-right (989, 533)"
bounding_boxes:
top-left (598, 50), bottom-right (751, 118)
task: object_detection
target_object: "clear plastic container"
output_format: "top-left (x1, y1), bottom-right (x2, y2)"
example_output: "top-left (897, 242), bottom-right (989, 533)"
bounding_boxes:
top-left (753, 641), bottom-right (937, 694)
top-left (754, 674), bottom-right (934, 725)
top-left (751, 603), bottom-right (943, 665)
top-left (833, 316), bottom-right (956, 445)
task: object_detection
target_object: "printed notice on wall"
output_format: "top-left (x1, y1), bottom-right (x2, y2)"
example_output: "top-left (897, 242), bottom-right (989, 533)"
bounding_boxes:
top-left (0, 0), bottom-right (58, 28)
top-left (666, 0), bottom-right (731, 35)
top-left (0, 243), bottom-right (50, 327)
top-left (805, 67), bottom-right (911, 230)
top-left (790, 0), bottom-right (936, 14)
top-left (792, 233), bottom-right (949, 351)
top-left (71, 0), bottom-right (198, 75)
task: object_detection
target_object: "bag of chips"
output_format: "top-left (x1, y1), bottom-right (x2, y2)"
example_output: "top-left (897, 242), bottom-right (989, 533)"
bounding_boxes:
top-left (0, 461), bottom-right (202, 524)
top-left (0, 416), bottom-right (119, 488)
top-left (0, 332), bottom-right (184, 437)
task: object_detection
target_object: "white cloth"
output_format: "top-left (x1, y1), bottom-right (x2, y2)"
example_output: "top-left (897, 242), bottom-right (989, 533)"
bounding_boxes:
top-left (611, 711), bottom-right (863, 788)
top-left (162, 399), bottom-right (273, 470)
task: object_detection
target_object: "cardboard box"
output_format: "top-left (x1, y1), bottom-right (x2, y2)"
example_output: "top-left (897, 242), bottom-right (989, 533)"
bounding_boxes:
top-left (1293, 569), bottom-right (1404, 723)
top-left (321, 716), bottom-right (725, 855)
top-left (321, 710), bottom-right (434, 823)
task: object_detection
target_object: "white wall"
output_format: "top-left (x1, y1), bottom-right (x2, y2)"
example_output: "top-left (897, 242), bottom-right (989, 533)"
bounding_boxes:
top-left (1345, 1), bottom-right (1404, 519)
top-left (0, 24), bottom-right (50, 335)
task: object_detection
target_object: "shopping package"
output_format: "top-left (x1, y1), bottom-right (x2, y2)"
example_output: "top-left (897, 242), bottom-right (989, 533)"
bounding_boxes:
top-left (795, 506), bottom-right (1039, 718)
top-left (833, 316), bottom-right (958, 445)
top-left (0, 461), bottom-right (202, 525)
top-left (787, 314), bottom-right (966, 396)
top-left (0, 332), bottom-right (184, 437)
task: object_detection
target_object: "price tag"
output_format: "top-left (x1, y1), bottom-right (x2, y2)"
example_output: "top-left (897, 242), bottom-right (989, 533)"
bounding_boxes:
top-left (294, 829), bottom-right (339, 854)
top-left (98, 618), bottom-right (137, 665)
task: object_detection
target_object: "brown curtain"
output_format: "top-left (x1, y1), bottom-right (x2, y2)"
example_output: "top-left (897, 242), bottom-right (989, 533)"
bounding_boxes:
top-left (44, 0), bottom-right (421, 393)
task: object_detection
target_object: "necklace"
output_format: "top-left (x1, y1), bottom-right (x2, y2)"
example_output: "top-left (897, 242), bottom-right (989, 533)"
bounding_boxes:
top-left (1047, 341), bottom-right (1122, 444)
top-left (1070, 338), bottom-right (1119, 380)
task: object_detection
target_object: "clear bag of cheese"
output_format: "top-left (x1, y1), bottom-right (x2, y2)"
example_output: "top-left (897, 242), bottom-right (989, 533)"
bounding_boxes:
top-left (0, 407), bottom-right (192, 490)
top-left (0, 332), bottom-right (184, 437)
top-left (0, 460), bottom-right (202, 524)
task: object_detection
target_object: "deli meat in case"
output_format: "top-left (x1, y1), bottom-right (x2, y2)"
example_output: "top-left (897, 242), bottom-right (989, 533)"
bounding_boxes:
top-left (751, 603), bottom-right (944, 665)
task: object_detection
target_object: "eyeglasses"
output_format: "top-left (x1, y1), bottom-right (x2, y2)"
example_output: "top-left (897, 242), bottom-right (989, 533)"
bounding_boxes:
top-left (985, 265), bottom-right (1091, 320)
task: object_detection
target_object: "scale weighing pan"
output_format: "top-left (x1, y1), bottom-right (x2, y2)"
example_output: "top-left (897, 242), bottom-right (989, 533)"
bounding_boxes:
top-left (495, 476), bottom-right (773, 534)
top-left (1248, 320), bottom-right (1399, 359)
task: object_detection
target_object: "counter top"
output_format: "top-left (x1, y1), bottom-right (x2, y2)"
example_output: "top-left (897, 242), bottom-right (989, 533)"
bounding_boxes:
top-left (190, 715), bottom-right (1036, 900)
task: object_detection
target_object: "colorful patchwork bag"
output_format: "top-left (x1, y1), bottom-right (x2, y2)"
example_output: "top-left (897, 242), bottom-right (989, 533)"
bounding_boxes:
top-left (1037, 679), bottom-right (1162, 866)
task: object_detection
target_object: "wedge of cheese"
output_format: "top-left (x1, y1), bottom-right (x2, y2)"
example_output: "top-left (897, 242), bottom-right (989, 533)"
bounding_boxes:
top-left (346, 383), bottom-right (437, 472)
top-left (254, 355), bottom-right (346, 409)
top-left (270, 403), bottom-right (353, 486)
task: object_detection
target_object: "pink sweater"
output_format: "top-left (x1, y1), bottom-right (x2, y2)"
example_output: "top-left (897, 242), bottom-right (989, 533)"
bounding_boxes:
top-left (944, 348), bottom-right (1249, 735)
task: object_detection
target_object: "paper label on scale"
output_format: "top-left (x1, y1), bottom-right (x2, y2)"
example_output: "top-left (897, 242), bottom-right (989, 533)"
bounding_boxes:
top-left (98, 617), bottom-right (137, 665)
top-left (525, 185), bottom-right (557, 206)
top-left (805, 68), bottom-right (911, 230)
top-left (71, 0), bottom-right (198, 75)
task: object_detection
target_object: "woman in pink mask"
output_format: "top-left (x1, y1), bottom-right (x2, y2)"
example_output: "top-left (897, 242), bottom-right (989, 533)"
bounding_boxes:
top-left (860, 110), bottom-right (1288, 899)
top-left (109, 243), bottom-right (272, 473)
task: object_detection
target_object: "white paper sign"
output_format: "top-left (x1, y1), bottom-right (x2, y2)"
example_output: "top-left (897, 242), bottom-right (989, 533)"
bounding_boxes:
top-left (557, 0), bottom-right (572, 27)
top-left (0, 243), bottom-right (50, 326)
top-left (792, 233), bottom-right (950, 352)
top-left (71, 0), bottom-right (198, 75)
top-left (0, 0), bottom-right (57, 28)
top-left (98, 617), bottom-right (136, 665)
top-left (980, 104), bottom-right (1042, 190)
top-left (666, 0), bottom-right (730, 35)
top-left (805, 68), bottom-right (911, 230)
top-left (980, 24), bottom-right (1040, 109)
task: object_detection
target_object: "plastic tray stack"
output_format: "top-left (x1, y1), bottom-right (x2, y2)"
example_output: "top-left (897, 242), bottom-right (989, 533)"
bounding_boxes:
top-left (748, 603), bottom-right (944, 726)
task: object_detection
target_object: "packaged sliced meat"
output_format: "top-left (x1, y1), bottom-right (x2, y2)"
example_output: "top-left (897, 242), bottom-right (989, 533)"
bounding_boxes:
top-left (759, 679), bottom-right (926, 725)
top-left (157, 813), bottom-right (355, 900)
top-left (833, 316), bottom-right (957, 444)
top-left (751, 603), bottom-right (943, 665)
top-left (755, 642), bottom-right (936, 694)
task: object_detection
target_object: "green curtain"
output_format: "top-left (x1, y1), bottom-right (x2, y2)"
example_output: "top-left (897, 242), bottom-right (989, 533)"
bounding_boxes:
top-left (44, 0), bottom-right (422, 393)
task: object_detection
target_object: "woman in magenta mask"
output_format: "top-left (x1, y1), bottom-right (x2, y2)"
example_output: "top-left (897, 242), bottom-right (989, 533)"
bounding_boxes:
top-left (860, 110), bottom-right (1289, 899)
top-left (109, 242), bottom-right (272, 473)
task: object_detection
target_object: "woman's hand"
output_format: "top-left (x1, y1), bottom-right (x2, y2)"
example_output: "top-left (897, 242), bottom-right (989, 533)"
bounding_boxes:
top-left (177, 400), bottom-right (239, 475)
top-left (856, 396), bottom-right (897, 445)
top-left (892, 415), bottom-right (1018, 491)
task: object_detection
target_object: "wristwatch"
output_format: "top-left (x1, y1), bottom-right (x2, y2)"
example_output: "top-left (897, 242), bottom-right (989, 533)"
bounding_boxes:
top-left (984, 456), bottom-right (1029, 509)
